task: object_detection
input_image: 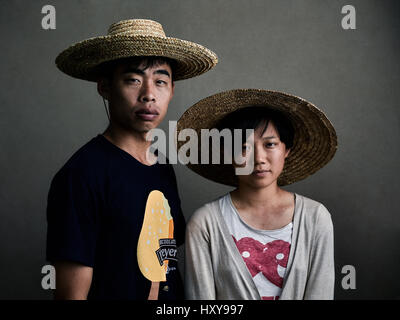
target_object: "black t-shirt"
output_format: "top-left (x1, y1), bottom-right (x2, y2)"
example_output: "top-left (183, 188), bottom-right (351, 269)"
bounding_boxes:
top-left (46, 135), bottom-right (186, 300)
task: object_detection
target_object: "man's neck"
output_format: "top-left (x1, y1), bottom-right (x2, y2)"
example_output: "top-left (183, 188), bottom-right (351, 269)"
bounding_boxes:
top-left (103, 125), bottom-right (156, 166)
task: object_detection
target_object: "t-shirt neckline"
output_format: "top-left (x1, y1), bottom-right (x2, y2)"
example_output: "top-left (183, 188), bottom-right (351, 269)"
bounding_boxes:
top-left (226, 192), bottom-right (295, 234)
top-left (97, 134), bottom-right (159, 168)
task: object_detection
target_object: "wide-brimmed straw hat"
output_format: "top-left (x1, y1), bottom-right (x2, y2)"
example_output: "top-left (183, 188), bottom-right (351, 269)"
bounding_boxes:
top-left (55, 19), bottom-right (218, 81)
top-left (176, 89), bottom-right (337, 186)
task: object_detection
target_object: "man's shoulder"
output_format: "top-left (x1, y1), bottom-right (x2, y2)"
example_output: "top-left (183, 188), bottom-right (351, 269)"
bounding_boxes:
top-left (67, 135), bottom-right (106, 166)
top-left (52, 135), bottom-right (107, 181)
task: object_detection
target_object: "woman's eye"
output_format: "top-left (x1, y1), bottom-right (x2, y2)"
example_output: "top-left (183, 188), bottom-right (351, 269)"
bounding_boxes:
top-left (265, 142), bottom-right (276, 148)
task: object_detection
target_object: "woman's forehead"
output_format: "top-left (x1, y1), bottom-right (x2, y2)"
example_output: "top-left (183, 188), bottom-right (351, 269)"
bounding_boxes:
top-left (254, 120), bottom-right (280, 139)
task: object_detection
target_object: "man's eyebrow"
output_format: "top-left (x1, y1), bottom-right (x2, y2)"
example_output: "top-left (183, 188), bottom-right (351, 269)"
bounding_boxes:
top-left (122, 67), bottom-right (145, 75)
top-left (121, 67), bottom-right (171, 78)
top-left (154, 69), bottom-right (171, 78)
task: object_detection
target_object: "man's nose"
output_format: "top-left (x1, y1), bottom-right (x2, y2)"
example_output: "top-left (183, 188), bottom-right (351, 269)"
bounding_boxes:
top-left (139, 81), bottom-right (156, 103)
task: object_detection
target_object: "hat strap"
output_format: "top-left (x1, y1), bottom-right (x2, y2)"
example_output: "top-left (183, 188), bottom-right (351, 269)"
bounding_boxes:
top-left (102, 97), bottom-right (110, 121)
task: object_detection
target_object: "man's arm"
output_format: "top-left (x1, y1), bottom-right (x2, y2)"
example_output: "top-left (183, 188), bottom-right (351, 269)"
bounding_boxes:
top-left (53, 261), bottom-right (93, 300)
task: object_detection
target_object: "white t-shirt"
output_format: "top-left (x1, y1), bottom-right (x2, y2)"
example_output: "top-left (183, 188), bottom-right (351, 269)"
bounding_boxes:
top-left (219, 193), bottom-right (293, 300)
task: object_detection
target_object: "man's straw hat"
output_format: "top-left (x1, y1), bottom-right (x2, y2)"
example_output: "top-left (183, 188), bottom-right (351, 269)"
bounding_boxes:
top-left (55, 19), bottom-right (218, 81)
top-left (177, 89), bottom-right (338, 186)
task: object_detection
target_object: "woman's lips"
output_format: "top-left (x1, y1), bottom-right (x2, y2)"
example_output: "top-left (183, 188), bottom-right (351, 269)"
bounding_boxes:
top-left (252, 170), bottom-right (272, 177)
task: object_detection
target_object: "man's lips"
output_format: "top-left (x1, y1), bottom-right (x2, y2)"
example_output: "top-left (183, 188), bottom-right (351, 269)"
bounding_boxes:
top-left (135, 108), bottom-right (159, 121)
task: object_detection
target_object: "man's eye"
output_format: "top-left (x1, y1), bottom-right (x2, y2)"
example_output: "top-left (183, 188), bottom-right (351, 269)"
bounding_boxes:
top-left (156, 79), bottom-right (167, 85)
top-left (126, 78), bottom-right (140, 84)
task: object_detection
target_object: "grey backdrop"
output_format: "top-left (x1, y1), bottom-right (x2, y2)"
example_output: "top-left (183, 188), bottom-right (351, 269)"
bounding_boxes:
top-left (0, 0), bottom-right (399, 299)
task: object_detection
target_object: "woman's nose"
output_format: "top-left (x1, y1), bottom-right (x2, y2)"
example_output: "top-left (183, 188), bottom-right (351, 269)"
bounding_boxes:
top-left (254, 145), bottom-right (267, 164)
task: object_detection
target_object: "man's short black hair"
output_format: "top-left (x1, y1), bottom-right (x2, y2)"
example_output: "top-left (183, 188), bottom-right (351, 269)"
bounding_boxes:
top-left (94, 56), bottom-right (177, 81)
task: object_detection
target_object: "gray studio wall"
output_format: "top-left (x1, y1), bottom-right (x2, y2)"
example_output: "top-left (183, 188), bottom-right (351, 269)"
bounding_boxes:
top-left (0, 0), bottom-right (399, 299)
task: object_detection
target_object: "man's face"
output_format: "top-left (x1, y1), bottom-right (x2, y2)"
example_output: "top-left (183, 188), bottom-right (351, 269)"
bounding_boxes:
top-left (100, 59), bottom-right (175, 135)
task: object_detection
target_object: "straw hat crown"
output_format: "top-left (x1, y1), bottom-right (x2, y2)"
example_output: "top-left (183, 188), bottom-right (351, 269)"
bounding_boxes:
top-left (107, 19), bottom-right (166, 37)
top-left (55, 19), bottom-right (218, 81)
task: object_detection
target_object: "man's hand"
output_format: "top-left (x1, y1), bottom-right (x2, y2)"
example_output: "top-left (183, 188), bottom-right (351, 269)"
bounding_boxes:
top-left (53, 261), bottom-right (93, 300)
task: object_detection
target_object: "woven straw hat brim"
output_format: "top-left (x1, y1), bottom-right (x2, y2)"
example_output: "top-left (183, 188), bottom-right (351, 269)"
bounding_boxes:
top-left (55, 34), bottom-right (218, 81)
top-left (176, 89), bottom-right (338, 187)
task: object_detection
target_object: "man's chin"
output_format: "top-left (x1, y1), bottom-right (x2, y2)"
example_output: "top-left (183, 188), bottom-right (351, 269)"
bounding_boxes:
top-left (131, 123), bottom-right (158, 135)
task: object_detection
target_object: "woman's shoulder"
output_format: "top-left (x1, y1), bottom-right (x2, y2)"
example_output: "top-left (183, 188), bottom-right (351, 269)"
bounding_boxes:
top-left (187, 194), bottom-right (228, 227)
top-left (295, 193), bottom-right (333, 227)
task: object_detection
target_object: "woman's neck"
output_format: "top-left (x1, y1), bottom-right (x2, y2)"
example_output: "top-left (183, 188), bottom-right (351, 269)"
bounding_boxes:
top-left (231, 182), bottom-right (284, 209)
top-left (230, 182), bottom-right (294, 230)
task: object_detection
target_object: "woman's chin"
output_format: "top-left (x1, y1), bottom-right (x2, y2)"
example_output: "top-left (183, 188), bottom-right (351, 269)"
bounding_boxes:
top-left (238, 177), bottom-right (278, 190)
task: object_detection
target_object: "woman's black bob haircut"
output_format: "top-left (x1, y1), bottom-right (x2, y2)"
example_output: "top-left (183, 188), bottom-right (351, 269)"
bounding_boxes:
top-left (216, 106), bottom-right (295, 149)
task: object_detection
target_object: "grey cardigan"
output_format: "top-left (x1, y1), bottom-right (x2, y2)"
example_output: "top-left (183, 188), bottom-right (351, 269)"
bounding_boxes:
top-left (184, 193), bottom-right (335, 300)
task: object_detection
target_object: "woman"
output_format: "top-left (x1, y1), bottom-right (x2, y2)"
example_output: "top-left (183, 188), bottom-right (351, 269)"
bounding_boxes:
top-left (177, 89), bottom-right (338, 300)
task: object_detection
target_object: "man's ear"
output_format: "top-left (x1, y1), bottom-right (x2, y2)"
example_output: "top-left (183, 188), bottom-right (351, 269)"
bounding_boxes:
top-left (97, 78), bottom-right (110, 100)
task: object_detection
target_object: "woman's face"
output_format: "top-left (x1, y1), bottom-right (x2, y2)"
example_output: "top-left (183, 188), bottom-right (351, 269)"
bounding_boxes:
top-left (234, 121), bottom-right (290, 189)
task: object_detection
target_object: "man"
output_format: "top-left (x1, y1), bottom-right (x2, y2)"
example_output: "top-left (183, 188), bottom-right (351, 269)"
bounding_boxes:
top-left (46, 19), bottom-right (217, 300)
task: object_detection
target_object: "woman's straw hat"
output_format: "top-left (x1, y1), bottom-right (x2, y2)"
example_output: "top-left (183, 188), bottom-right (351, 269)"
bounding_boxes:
top-left (55, 19), bottom-right (218, 81)
top-left (177, 89), bottom-right (338, 186)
